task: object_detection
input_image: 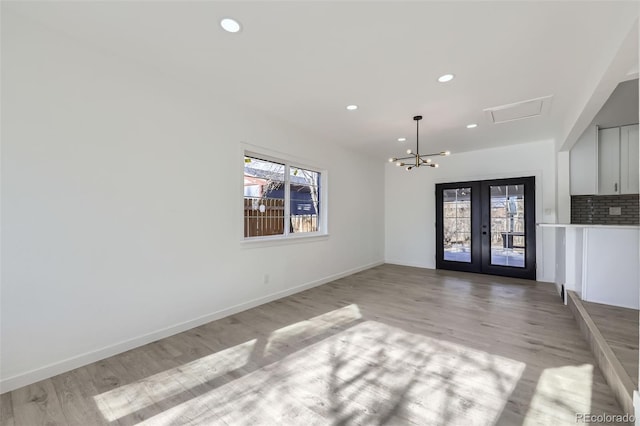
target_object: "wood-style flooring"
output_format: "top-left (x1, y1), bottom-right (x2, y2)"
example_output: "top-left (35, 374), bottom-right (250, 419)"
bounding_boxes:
top-left (583, 300), bottom-right (639, 387)
top-left (0, 264), bottom-right (632, 425)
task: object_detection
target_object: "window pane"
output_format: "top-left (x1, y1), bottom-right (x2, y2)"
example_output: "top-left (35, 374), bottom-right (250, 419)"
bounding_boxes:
top-left (290, 166), bottom-right (320, 233)
top-left (244, 156), bottom-right (285, 237)
top-left (489, 184), bottom-right (525, 268)
top-left (442, 188), bottom-right (471, 263)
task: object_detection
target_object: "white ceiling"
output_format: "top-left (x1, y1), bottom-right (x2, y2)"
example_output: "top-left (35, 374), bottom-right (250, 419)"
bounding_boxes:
top-left (4, 1), bottom-right (639, 159)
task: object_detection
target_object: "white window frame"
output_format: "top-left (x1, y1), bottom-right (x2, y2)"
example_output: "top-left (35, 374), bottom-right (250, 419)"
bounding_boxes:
top-left (241, 145), bottom-right (328, 245)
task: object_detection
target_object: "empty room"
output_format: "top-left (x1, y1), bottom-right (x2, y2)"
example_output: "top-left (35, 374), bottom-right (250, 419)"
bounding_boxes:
top-left (2, 1), bottom-right (639, 425)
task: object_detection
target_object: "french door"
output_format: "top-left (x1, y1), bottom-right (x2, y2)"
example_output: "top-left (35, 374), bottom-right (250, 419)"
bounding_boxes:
top-left (435, 176), bottom-right (536, 280)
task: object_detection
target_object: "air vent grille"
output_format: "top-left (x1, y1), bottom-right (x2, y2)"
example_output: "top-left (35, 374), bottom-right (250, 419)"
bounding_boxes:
top-left (484, 95), bottom-right (553, 124)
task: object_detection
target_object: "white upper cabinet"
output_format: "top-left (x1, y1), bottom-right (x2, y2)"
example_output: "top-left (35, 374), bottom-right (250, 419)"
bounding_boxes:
top-left (598, 127), bottom-right (621, 195)
top-left (571, 124), bottom-right (639, 195)
top-left (570, 126), bottom-right (598, 195)
top-left (620, 124), bottom-right (639, 194)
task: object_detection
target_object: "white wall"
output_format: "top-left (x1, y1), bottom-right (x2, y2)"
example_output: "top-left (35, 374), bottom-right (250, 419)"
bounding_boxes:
top-left (1, 12), bottom-right (384, 390)
top-left (589, 78), bottom-right (639, 129)
top-left (556, 151), bottom-right (571, 224)
top-left (554, 151), bottom-right (571, 297)
top-left (582, 228), bottom-right (639, 309)
top-left (385, 140), bottom-right (557, 283)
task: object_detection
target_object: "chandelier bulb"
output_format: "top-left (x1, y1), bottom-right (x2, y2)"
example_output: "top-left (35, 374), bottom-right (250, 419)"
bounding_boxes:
top-left (426, 158), bottom-right (432, 163)
top-left (389, 157), bottom-right (396, 163)
top-left (433, 163), bottom-right (439, 168)
top-left (406, 149), bottom-right (412, 155)
top-left (406, 166), bottom-right (412, 171)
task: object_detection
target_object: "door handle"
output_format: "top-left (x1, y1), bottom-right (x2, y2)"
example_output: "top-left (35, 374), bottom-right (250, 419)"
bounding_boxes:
top-left (482, 231), bottom-right (487, 235)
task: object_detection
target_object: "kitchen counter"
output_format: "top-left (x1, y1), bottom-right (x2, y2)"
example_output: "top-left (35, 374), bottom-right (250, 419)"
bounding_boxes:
top-left (542, 224), bottom-right (638, 309)
top-left (538, 223), bottom-right (639, 230)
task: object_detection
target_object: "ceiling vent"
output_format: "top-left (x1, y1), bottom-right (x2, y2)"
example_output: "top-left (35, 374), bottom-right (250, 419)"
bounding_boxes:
top-left (484, 95), bottom-right (553, 124)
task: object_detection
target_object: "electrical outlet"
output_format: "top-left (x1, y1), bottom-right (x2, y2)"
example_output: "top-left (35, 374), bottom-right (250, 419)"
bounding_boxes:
top-left (609, 206), bottom-right (622, 216)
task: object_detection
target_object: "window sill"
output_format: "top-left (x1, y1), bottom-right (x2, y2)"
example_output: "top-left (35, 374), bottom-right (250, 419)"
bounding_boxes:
top-left (240, 233), bottom-right (330, 249)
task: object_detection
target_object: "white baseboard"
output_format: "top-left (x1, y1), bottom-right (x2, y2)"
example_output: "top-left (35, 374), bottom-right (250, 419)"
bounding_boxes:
top-left (384, 259), bottom-right (434, 269)
top-left (554, 281), bottom-right (562, 295)
top-left (0, 260), bottom-right (384, 393)
top-left (554, 282), bottom-right (566, 304)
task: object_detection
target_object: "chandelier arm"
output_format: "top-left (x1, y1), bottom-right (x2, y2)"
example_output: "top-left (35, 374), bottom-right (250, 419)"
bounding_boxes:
top-left (390, 115), bottom-right (447, 170)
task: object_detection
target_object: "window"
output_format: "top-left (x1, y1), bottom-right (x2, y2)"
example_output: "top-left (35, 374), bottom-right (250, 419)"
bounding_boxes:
top-left (244, 154), bottom-right (323, 239)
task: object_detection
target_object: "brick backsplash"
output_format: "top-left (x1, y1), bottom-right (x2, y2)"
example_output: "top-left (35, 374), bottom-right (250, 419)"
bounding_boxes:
top-left (571, 194), bottom-right (639, 225)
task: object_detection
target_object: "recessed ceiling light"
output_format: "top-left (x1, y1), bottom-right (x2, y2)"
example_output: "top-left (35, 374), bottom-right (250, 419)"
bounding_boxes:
top-left (466, 123), bottom-right (478, 129)
top-left (220, 18), bottom-right (241, 33)
top-left (437, 74), bottom-right (455, 83)
top-left (397, 137), bottom-right (406, 142)
top-left (346, 105), bottom-right (358, 111)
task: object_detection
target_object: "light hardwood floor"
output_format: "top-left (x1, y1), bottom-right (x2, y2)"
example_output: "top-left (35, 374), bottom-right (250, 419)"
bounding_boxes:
top-left (567, 291), bottom-right (636, 416)
top-left (0, 264), bottom-right (631, 425)
top-left (583, 300), bottom-right (639, 388)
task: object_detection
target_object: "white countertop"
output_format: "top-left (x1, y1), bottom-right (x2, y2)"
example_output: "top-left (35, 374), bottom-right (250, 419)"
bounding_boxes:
top-left (537, 223), bottom-right (639, 230)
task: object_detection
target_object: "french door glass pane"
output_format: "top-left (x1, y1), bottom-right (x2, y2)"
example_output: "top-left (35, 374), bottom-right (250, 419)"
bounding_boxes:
top-left (443, 188), bottom-right (471, 263)
top-left (490, 185), bottom-right (525, 267)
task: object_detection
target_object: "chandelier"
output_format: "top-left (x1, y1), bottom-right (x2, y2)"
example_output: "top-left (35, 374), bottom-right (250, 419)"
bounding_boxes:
top-left (388, 115), bottom-right (450, 171)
